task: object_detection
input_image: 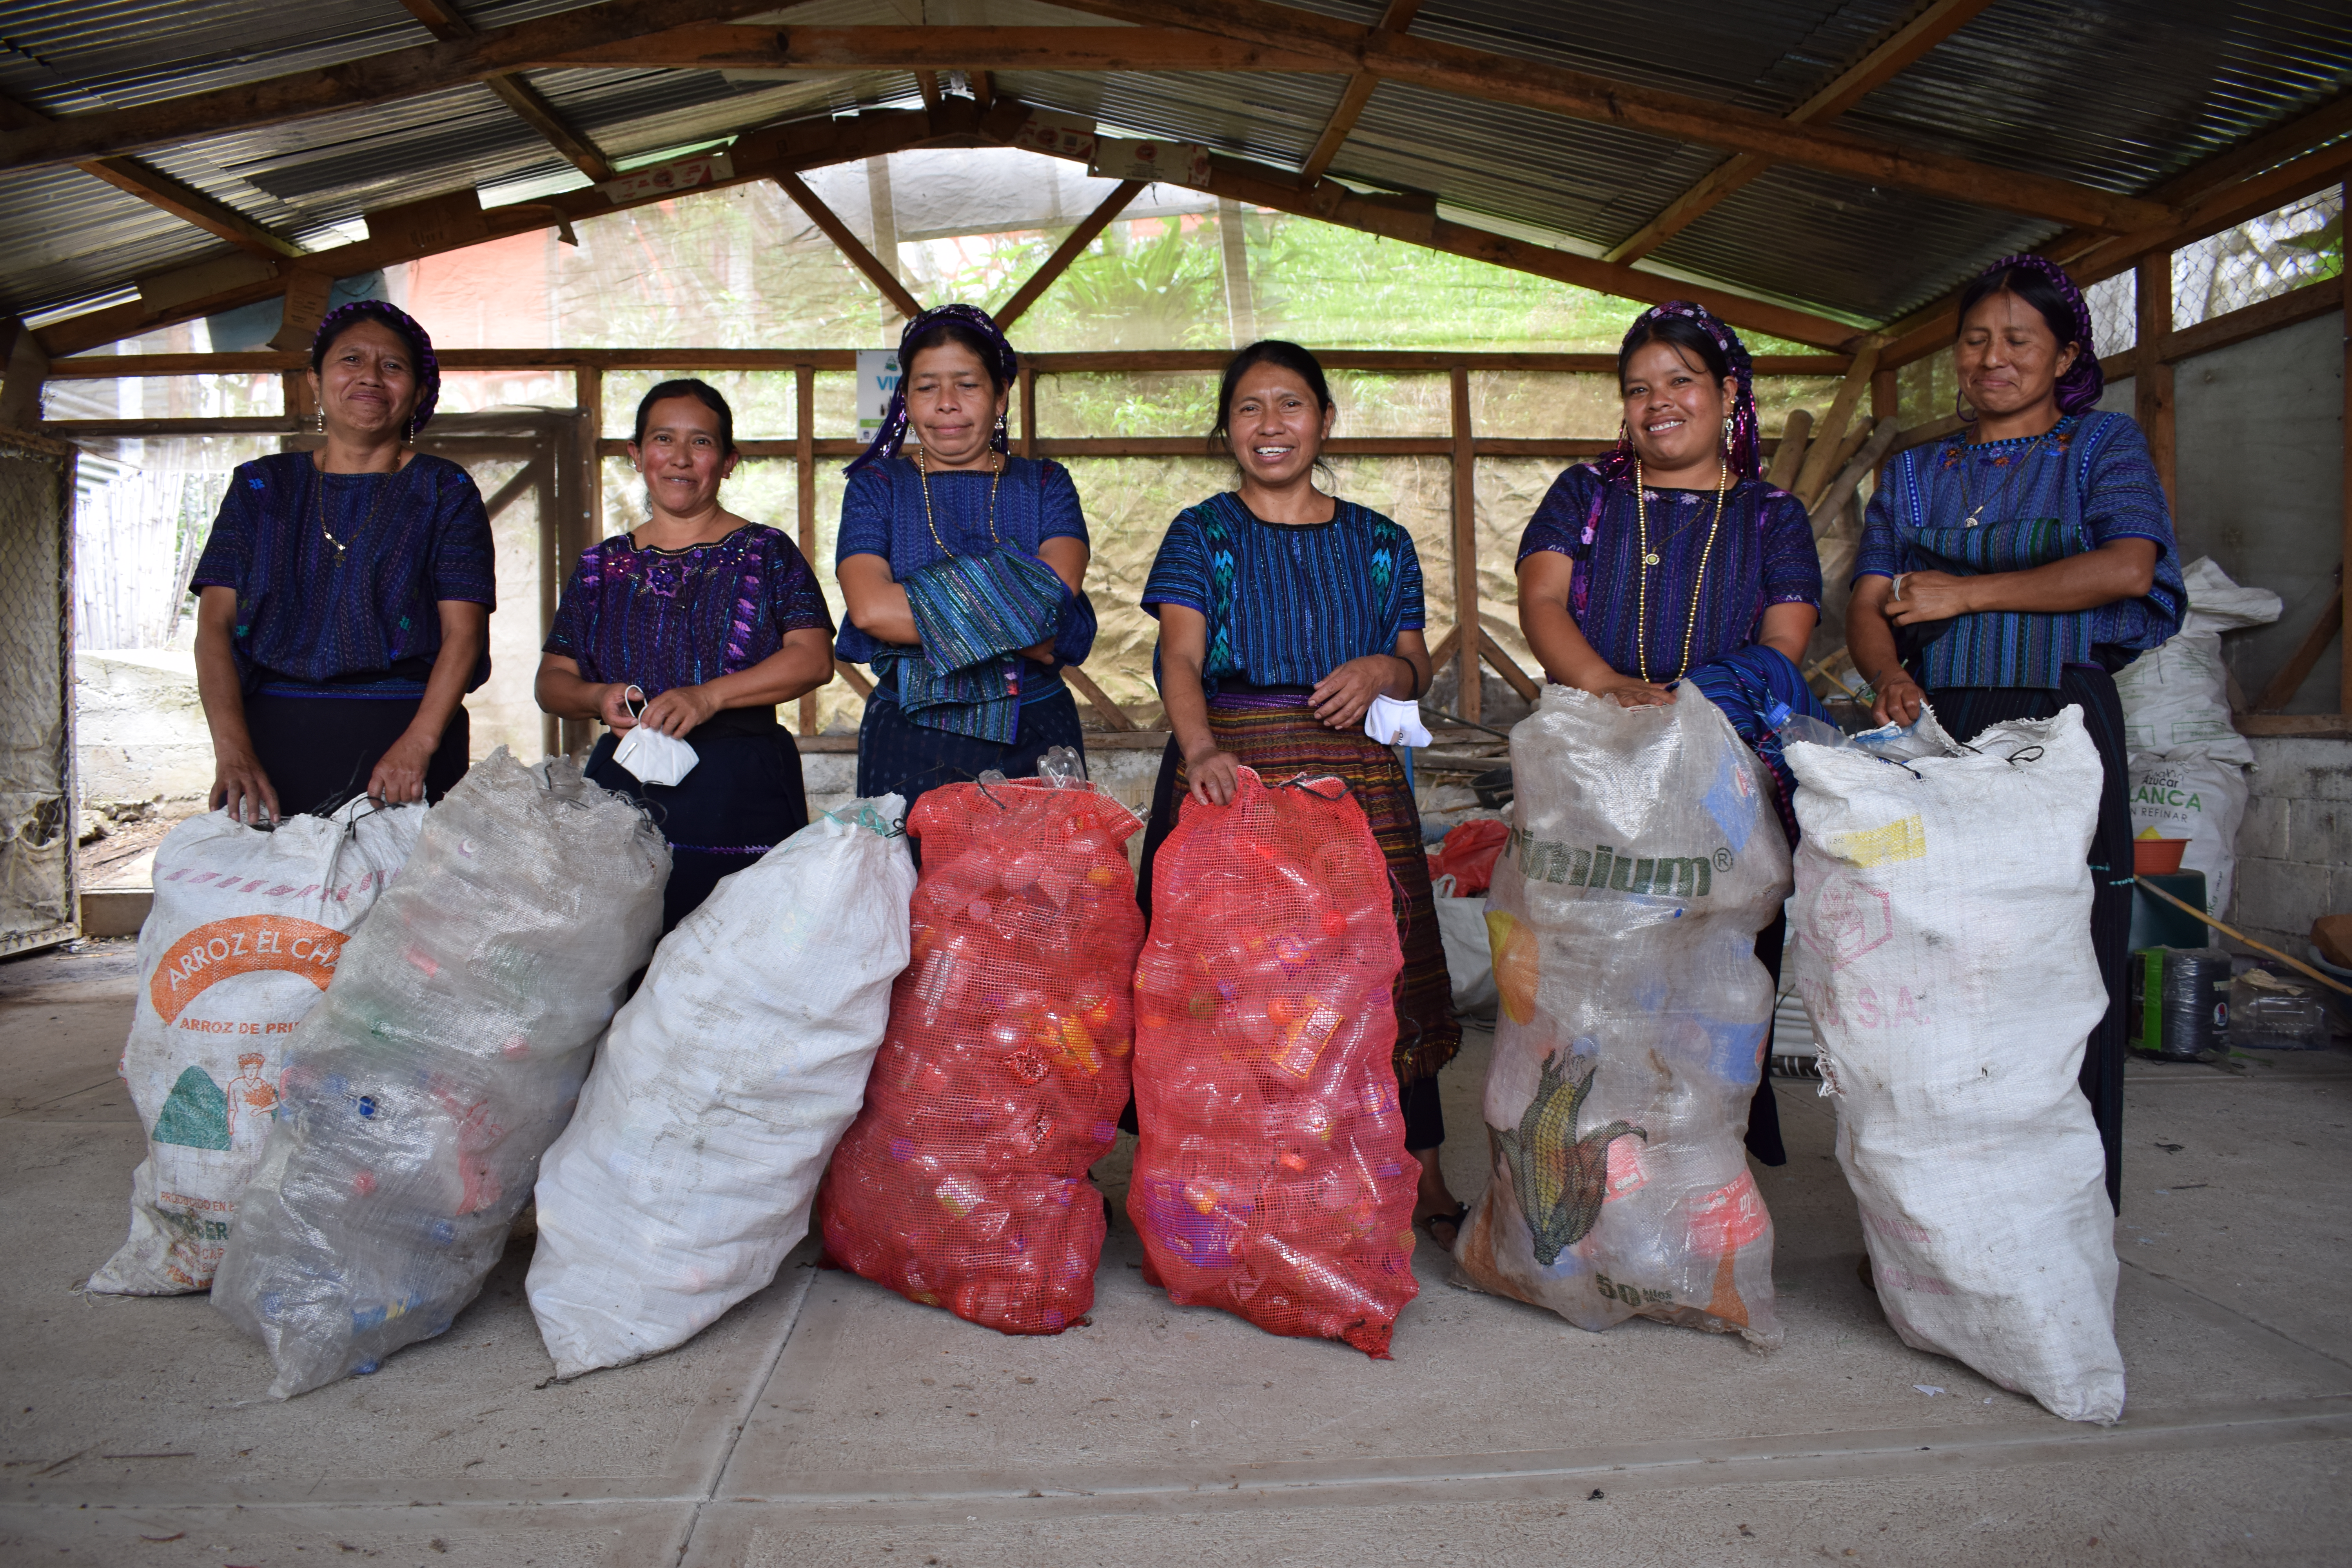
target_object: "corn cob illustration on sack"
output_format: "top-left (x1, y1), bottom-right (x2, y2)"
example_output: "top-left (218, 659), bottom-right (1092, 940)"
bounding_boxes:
top-left (1455, 687), bottom-right (1791, 1347)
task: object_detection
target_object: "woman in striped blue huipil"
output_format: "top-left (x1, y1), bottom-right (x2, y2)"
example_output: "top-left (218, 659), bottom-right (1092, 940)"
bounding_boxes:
top-left (1136, 339), bottom-right (1466, 1247)
top-left (1849, 255), bottom-right (2186, 1212)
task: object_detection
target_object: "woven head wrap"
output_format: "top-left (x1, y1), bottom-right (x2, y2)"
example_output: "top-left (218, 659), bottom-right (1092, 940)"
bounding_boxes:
top-left (1965, 254), bottom-right (2104, 417)
top-left (309, 299), bottom-right (441, 433)
top-left (847, 303), bottom-right (1020, 474)
top-left (1598, 300), bottom-right (1760, 485)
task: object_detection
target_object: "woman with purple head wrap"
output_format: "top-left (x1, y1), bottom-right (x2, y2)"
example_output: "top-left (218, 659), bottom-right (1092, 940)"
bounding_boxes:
top-left (191, 299), bottom-right (494, 822)
top-left (1847, 253), bottom-right (2187, 1211)
top-left (835, 304), bottom-right (1099, 812)
top-left (1513, 299), bottom-right (1832, 1167)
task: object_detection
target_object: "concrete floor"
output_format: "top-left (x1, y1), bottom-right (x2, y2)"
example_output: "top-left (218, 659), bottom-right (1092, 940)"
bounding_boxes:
top-left (3, 941), bottom-right (2348, 1566)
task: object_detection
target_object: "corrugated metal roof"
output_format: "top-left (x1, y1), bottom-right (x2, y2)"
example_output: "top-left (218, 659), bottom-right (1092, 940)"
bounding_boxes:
top-left (5, 0), bottom-right (2350, 335)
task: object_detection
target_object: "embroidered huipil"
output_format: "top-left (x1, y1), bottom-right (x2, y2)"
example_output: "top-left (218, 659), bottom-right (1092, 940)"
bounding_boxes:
top-left (1516, 466), bottom-right (1821, 682)
top-left (544, 523), bottom-right (833, 694)
top-left (190, 452), bottom-right (495, 693)
top-left (1140, 493), bottom-right (1426, 693)
top-left (1853, 411), bottom-right (2184, 688)
top-left (832, 456), bottom-right (1096, 721)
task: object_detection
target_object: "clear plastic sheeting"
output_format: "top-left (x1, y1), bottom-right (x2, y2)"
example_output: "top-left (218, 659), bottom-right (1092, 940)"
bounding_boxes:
top-left (1789, 709), bottom-right (2124, 1424)
top-left (89, 800), bottom-right (425, 1296)
top-left (1128, 768), bottom-right (1419, 1359)
top-left (0, 434), bottom-right (74, 955)
top-left (212, 749), bottom-right (668, 1399)
top-left (529, 796), bottom-right (917, 1380)
top-left (1455, 688), bottom-right (1791, 1348)
top-left (819, 774), bottom-right (1145, 1336)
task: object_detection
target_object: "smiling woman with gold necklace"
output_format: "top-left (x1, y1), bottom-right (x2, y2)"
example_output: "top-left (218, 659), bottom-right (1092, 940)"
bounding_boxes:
top-left (1515, 301), bottom-right (1829, 1169)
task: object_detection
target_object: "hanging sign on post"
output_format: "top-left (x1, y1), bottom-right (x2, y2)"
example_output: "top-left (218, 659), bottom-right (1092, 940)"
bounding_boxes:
top-left (856, 349), bottom-right (902, 442)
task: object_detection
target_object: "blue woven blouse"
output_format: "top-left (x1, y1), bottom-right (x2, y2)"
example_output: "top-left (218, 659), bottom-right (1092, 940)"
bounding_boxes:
top-left (833, 455), bottom-right (1095, 704)
top-left (1516, 466), bottom-right (1821, 683)
top-left (190, 452), bottom-right (495, 694)
top-left (544, 523), bottom-right (833, 698)
top-left (1141, 492), bottom-right (1426, 694)
top-left (1854, 412), bottom-right (2184, 689)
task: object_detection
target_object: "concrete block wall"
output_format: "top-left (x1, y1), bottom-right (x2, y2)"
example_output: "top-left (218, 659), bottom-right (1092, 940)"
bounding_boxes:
top-left (2230, 736), bottom-right (2352, 958)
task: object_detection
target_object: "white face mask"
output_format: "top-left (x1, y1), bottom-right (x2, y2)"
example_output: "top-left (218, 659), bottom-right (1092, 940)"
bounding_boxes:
top-left (611, 688), bottom-right (699, 788)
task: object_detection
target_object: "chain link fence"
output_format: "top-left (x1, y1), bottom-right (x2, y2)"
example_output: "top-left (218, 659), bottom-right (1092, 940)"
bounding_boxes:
top-left (2172, 185), bottom-right (2345, 328)
top-left (0, 432), bottom-right (77, 953)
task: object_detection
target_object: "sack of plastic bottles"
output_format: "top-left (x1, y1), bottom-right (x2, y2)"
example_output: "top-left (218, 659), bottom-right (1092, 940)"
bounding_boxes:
top-left (528, 797), bottom-right (917, 1379)
top-left (212, 750), bottom-right (668, 1399)
top-left (1129, 768), bottom-right (1419, 1358)
top-left (89, 799), bottom-right (425, 1296)
top-left (817, 772), bottom-right (1145, 1334)
top-left (1790, 706), bottom-right (2124, 1423)
top-left (1454, 687), bottom-right (1791, 1348)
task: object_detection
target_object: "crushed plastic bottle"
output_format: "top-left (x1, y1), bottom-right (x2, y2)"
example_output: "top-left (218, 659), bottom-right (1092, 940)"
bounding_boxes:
top-left (1128, 767), bottom-right (1419, 1358)
top-left (818, 778), bottom-right (1145, 1335)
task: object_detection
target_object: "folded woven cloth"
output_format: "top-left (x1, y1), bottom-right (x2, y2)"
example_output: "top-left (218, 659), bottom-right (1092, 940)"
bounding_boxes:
top-left (873, 546), bottom-right (1077, 743)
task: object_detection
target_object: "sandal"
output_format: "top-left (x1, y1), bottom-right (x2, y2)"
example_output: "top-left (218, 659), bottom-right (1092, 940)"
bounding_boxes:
top-left (1416, 1203), bottom-right (1469, 1251)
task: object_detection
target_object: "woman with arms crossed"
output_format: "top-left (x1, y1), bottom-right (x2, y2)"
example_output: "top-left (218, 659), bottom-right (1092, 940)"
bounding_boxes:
top-left (1847, 256), bottom-right (2184, 1210)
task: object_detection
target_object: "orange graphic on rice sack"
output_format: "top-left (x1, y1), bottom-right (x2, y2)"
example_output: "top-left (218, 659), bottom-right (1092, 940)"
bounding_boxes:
top-left (150, 916), bottom-right (346, 1023)
top-left (1484, 910), bottom-right (1540, 1025)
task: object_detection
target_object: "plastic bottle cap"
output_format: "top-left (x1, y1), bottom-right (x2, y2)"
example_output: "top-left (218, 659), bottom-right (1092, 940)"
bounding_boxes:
top-left (1766, 701), bottom-right (1793, 728)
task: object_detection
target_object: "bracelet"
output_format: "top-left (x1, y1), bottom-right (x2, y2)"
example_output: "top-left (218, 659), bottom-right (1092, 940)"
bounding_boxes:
top-left (1394, 652), bottom-right (1423, 700)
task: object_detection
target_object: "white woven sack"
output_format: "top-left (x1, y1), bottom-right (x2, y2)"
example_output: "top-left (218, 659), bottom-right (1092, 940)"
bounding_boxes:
top-left (212, 750), bottom-right (668, 1398)
top-left (1429, 875), bottom-right (1497, 1017)
top-left (1788, 707), bottom-right (2124, 1424)
top-left (1454, 687), bottom-right (1791, 1347)
top-left (528, 797), bottom-right (918, 1379)
top-left (89, 799), bottom-right (424, 1295)
top-left (2127, 752), bottom-right (2250, 914)
top-left (2114, 630), bottom-right (2247, 763)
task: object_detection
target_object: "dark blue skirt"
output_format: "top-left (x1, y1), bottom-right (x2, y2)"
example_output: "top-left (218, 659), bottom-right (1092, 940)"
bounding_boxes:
top-left (585, 708), bottom-right (809, 934)
top-left (854, 686), bottom-right (1085, 818)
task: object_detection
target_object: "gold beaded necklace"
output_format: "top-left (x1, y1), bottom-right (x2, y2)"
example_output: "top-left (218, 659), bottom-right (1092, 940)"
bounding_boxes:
top-left (913, 445), bottom-right (1004, 554)
top-left (1633, 456), bottom-right (1730, 684)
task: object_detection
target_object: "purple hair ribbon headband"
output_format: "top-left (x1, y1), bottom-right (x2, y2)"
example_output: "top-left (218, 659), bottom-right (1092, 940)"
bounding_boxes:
top-left (847, 303), bottom-right (1021, 474)
top-left (309, 299), bottom-right (442, 432)
top-left (1972, 254), bottom-right (2105, 416)
top-left (1597, 300), bottom-right (1762, 486)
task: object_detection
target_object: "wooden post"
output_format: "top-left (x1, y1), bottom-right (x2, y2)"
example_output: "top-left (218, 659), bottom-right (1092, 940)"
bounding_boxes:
top-left (2341, 202), bottom-right (2351, 718)
top-left (797, 363), bottom-right (818, 737)
top-left (1794, 341), bottom-right (1881, 504)
top-left (1, 317), bottom-right (52, 430)
top-left (1018, 366), bottom-right (1036, 460)
top-left (1450, 365), bottom-right (1479, 724)
top-left (560, 366), bottom-right (603, 757)
top-left (2136, 249), bottom-right (2177, 506)
top-left (1765, 407), bottom-right (1811, 492)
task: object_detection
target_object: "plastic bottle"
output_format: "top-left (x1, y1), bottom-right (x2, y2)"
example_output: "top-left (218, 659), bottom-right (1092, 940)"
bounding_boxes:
top-left (1765, 700), bottom-right (1849, 751)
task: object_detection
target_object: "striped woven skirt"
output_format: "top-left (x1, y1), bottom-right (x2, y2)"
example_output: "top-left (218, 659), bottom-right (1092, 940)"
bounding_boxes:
top-left (1137, 688), bottom-right (1462, 1092)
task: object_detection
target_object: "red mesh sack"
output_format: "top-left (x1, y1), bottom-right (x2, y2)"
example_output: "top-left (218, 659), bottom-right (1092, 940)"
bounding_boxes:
top-left (818, 778), bottom-right (1145, 1334)
top-left (1434, 818), bottom-right (1511, 895)
top-left (1128, 768), bottom-right (1420, 1357)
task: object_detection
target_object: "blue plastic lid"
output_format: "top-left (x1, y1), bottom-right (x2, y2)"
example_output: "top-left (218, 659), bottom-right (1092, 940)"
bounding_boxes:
top-left (1766, 701), bottom-right (1794, 728)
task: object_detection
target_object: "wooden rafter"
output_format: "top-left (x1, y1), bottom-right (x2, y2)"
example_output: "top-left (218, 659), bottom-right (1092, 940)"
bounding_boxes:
top-left (76, 157), bottom-right (306, 260)
top-left (540, 24), bottom-right (1327, 73)
top-left (1605, 0), bottom-right (2000, 264)
top-left (34, 105), bottom-right (958, 358)
top-left (1298, 0), bottom-right (1423, 183)
top-left (1049, 0), bottom-right (2172, 234)
top-left (774, 170), bottom-right (923, 319)
top-left (400, 0), bottom-right (616, 181)
top-left (993, 180), bottom-right (1147, 330)
top-left (0, 0), bottom-right (758, 174)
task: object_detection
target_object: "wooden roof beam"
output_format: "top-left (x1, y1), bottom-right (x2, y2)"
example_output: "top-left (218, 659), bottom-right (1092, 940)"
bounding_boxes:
top-left (1051, 0), bottom-right (2172, 235)
top-left (773, 170), bottom-right (923, 319)
top-left (536, 24), bottom-right (1328, 73)
top-left (400, 0), bottom-right (616, 181)
top-left (1606, 0), bottom-right (2001, 265)
top-left (995, 179), bottom-right (1146, 329)
top-left (1298, 0), bottom-right (1423, 185)
top-left (32, 107), bottom-right (954, 358)
top-left (0, 0), bottom-right (760, 174)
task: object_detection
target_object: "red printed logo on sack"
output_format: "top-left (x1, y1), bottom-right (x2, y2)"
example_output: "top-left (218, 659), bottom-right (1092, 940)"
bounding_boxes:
top-left (1804, 877), bottom-right (1893, 970)
top-left (150, 915), bottom-right (344, 1022)
top-left (1686, 1171), bottom-right (1769, 1255)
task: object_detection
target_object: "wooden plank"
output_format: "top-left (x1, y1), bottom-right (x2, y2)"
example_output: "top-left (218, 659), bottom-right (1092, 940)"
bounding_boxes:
top-left (0, 0), bottom-right (757, 174)
top-left (1053, 0), bottom-right (2173, 234)
top-left (1450, 365), bottom-right (1479, 724)
top-left (1809, 417), bottom-right (1898, 531)
top-left (1479, 629), bottom-right (1540, 702)
top-left (267, 271), bottom-right (335, 354)
top-left (833, 659), bottom-right (875, 698)
top-left (995, 180), bottom-right (1146, 330)
top-left (2136, 250), bottom-right (2177, 505)
top-left (1062, 665), bottom-right (1140, 731)
top-left (542, 23), bottom-right (1331, 73)
top-left (76, 156), bottom-right (305, 259)
top-left (774, 171), bottom-right (923, 319)
top-left (1018, 367), bottom-right (1036, 461)
top-left (1793, 341), bottom-right (1880, 504)
top-left (796, 363), bottom-right (818, 738)
top-left (1765, 407), bottom-right (1811, 491)
top-left (1606, 0), bottom-right (2001, 263)
top-left (2250, 584), bottom-right (2342, 713)
top-left (1298, 0), bottom-right (1423, 183)
top-left (2343, 245), bottom-right (2351, 724)
top-left (482, 76), bottom-right (616, 181)
top-left (1890, 410), bottom-right (1966, 454)
top-left (0, 318), bottom-right (49, 431)
top-left (482, 458), bottom-right (542, 521)
top-left (1425, 622), bottom-right (1461, 673)
top-left (2162, 274), bottom-right (2344, 365)
top-left (2236, 712), bottom-right (2351, 739)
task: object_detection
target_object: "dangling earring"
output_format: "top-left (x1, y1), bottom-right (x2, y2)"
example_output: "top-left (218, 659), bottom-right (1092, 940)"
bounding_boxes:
top-left (403, 418), bottom-right (414, 444)
top-left (313, 409), bottom-right (326, 434)
top-left (995, 411), bottom-right (1008, 445)
top-left (1617, 417), bottom-right (1630, 446)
